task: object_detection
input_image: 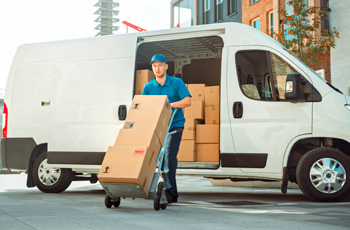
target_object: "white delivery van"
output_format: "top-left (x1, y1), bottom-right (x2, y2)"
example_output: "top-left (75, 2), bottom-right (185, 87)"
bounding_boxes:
top-left (2, 23), bottom-right (350, 201)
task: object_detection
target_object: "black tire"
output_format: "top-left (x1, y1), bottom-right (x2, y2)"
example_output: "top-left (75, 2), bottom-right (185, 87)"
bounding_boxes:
top-left (157, 181), bottom-right (165, 196)
top-left (32, 151), bottom-right (74, 193)
top-left (161, 203), bottom-right (167, 210)
top-left (154, 195), bottom-right (161, 210)
top-left (113, 199), bottom-right (121, 208)
top-left (296, 147), bottom-right (350, 202)
top-left (105, 195), bottom-right (112, 208)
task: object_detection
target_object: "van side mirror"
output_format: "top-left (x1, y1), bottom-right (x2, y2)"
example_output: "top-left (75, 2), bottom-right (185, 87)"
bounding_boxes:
top-left (285, 73), bottom-right (322, 102)
top-left (285, 73), bottom-right (304, 102)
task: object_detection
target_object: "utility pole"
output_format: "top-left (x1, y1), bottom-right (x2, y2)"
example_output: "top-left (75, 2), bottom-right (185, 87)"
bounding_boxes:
top-left (94, 0), bottom-right (120, 36)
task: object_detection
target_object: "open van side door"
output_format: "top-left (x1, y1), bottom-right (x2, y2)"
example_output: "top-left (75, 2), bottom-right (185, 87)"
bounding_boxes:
top-left (224, 46), bottom-right (313, 174)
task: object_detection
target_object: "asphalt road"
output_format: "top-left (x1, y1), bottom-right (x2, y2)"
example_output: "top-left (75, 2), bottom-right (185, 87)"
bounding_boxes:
top-left (0, 174), bottom-right (349, 230)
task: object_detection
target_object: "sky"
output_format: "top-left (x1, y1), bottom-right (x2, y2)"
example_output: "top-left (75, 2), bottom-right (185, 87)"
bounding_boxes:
top-left (0, 0), bottom-right (171, 91)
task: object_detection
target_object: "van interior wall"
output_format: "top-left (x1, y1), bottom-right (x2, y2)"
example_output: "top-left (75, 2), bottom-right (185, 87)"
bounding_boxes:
top-left (136, 58), bottom-right (220, 87)
top-left (182, 58), bottom-right (221, 86)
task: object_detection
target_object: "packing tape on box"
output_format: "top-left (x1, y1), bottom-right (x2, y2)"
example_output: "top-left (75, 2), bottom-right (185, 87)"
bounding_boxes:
top-left (124, 122), bottom-right (135, 129)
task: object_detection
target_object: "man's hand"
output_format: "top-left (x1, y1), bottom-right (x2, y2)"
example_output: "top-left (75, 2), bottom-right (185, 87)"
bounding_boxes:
top-left (170, 96), bottom-right (191, 108)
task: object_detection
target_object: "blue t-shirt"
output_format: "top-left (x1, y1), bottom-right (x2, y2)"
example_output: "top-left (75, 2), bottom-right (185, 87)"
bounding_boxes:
top-left (142, 75), bottom-right (191, 130)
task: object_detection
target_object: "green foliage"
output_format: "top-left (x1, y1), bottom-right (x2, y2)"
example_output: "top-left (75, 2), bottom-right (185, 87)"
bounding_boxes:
top-left (273, 0), bottom-right (339, 66)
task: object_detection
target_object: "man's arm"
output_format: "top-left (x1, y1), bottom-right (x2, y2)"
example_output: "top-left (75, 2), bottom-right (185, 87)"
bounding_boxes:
top-left (170, 96), bottom-right (191, 108)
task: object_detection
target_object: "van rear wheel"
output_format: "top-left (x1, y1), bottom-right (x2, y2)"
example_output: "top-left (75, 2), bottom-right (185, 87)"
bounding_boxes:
top-left (296, 147), bottom-right (350, 202)
top-left (33, 151), bottom-right (74, 193)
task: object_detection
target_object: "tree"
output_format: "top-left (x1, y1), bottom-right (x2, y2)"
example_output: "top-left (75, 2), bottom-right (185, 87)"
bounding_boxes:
top-left (273, 0), bottom-right (339, 66)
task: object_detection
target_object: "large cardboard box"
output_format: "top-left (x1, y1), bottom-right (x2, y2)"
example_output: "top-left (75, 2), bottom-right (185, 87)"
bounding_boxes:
top-left (205, 106), bottom-right (219, 124)
top-left (182, 118), bottom-right (203, 140)
top-left (188, 84), bottom-right (206, 102)
top-left (177, 140), bottom-right (196, 161)
top-left (135, 70), bottom-right (154, 95)
top-left (98, 143), bottom-right (161, 195)
top-left (115, 129), bottom-right (161, 147)
top-left (129, 95), bottom-right (171, 113)
top-left (123, 110), bottom-right (170, 145)
top-left (124, 95), bottom-right (172, 145)
top-left (184, 101), bottom-right (204, 119)
top-left (196, 144), bottom-right (219, 162)
top-left (196, 124), bottom-right (219, 143)
top-left (204, 86), bottom-right (220, 107)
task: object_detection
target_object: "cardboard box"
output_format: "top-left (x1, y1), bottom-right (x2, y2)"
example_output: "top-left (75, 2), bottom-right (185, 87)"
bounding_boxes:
top-left (129, 95), bottom-right (171, 113)
top-left (115, 129), bottom-right (160, 147)
top-left (188, 84), bottom-right (206, 102)
top-left (196, 144), bottom-right (219, 162)
top-left (98, 143), bottom-right (161, 195)
top-left (205, 106), bottom-right (220, 124)
top-left (123, 110), bottom-right (171, 145)
top-left (196, 124), bottom-right (219, 143)
top-left (124, 95), bottom-right (172, 145)
top-left (184, 101), bottom-right (204, 119)
top-left (177, 140), bottom-right (196, 161)
top-left (135, 70), bottom-right (154, 95)
top-left (204, 86), bottom-right (220, 106)
top-left (182, 118), bottom-right (203, 140)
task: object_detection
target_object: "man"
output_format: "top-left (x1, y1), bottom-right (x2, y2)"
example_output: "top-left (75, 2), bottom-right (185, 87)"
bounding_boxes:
top-left (142, 54), bottom-right (191, 203)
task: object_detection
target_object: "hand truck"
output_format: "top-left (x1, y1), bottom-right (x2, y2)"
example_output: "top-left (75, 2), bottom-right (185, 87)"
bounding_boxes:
top-left (102, 108), bottom-right (178, 211)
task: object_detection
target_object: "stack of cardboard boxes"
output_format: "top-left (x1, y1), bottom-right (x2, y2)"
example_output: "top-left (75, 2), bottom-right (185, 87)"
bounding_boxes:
top-left (178, 84), bottom-right (220, 163)
top-left (178, 84), bottom-right (205, 161)
top-left (197, 86), bottom-right (220, 162)
top-left (98, 95), bottom-right (172, 196)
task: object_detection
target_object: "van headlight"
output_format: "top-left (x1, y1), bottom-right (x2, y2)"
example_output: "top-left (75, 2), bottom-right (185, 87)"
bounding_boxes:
top-left (346, 104), bottom-right (350, 111)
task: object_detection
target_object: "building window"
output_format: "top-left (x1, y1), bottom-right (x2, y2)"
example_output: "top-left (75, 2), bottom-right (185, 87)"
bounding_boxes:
top-left (173, 0), bottom-right (194, 27)
top-left (268, 11), bottom-right (274, 36)
top-left (320, 0), bottom-right (330, 34)
top-left (203, 0), bottom-right (210, 24)
top-left (216, 0), bottom-right (223, 22)
top-left (252, 18), bottom-right (260, 30)
top-left (228, 0), bottom-right (237, 15)
top-left (251, 0), bottom-right (259, 4)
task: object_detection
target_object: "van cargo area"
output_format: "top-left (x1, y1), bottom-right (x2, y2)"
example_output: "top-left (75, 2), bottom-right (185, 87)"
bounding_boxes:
top-left (135, 35), bottom-right (224, 170)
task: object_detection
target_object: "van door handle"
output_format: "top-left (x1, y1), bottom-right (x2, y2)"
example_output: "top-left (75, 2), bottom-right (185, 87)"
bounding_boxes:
top-left (233, 102), bottom-right (243, 118)
top-left (118, 105), bottom-right (127, 120)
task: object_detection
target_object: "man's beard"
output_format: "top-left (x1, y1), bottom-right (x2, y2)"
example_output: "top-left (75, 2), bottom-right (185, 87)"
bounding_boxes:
top-left (157, 73), bottom-right (166, 78)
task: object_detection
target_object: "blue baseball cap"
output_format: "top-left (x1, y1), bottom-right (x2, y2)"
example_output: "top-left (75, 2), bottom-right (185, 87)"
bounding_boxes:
top-left (150, 54), bottom-right (167, 64)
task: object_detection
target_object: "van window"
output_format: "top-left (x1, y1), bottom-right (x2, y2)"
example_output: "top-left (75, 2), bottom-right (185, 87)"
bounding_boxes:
top-left (236, 50), bottom-right (299, 101)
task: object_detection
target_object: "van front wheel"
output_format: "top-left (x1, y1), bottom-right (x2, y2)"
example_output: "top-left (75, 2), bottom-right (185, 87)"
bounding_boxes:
top-left (296, 147), bottom-right (350, 202)
top-left (33, 151), bottom-right (74, 193)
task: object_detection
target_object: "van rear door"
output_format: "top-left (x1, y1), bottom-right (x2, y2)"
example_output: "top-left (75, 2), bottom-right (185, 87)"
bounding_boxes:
top-left (224, 46), bottom-right (313, 174)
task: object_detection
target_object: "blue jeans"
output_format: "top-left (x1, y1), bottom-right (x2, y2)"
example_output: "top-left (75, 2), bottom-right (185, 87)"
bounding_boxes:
top-left (162, 127), bottom-right (183, 199)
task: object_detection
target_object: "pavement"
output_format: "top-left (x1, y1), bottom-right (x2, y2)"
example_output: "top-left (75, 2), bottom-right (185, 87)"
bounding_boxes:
top-left (0, 174), bottom-right (349, 230)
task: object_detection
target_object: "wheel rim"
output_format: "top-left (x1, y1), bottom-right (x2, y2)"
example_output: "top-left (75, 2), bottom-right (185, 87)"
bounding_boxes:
top-left (37, 159), bottom-right (61, 186)
top-left (309, 157), bottom-right (346, 194)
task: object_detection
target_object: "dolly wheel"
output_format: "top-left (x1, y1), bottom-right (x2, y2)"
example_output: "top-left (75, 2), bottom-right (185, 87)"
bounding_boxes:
top-left (154, 195), bottom-right (161, 210)
top-left (105, 195), bottom-right (112, 208)
top-left (113, 198), bottom-right (121, 208)
top-left (161, 203), bottom-right (167, 210)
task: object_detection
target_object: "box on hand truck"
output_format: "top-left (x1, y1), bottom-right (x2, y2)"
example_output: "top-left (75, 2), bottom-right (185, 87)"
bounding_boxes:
top-left (98, 95), bottom-right (176, 210)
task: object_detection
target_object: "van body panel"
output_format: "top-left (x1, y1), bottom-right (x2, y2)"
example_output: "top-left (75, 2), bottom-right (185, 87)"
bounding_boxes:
top-left (313, 90), bottom-right (350, 140)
